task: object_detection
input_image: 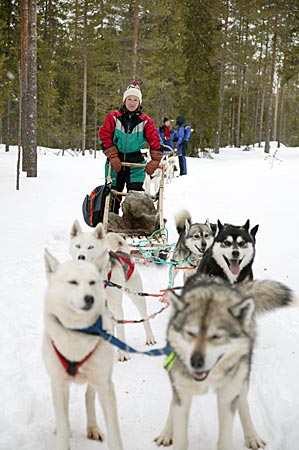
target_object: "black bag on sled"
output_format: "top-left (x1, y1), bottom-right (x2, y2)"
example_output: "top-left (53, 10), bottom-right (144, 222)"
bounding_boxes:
top-left (82, 184), bottom-right (111, 227)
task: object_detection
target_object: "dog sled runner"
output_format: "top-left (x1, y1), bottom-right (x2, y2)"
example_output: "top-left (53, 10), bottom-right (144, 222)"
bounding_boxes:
top-left (102, 162), bottom-right (170, 264)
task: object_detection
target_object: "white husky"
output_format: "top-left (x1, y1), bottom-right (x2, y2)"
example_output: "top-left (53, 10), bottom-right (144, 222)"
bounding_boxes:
top-left (43, 249), bottom-right (123, 450)
top-left (69, 220), bottom-right (156, 361)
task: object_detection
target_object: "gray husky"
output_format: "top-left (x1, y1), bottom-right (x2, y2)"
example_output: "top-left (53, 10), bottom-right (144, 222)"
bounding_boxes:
top-left (170, 210), bottom-right (216, 285)
top-left (155, 275), bottom-right (298, 450)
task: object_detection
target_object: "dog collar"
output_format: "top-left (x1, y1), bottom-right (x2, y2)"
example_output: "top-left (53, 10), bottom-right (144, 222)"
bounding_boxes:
top-left (51, 340), bottom-right (99, 376)
top-left (163, 351), bottom-right (176, 372)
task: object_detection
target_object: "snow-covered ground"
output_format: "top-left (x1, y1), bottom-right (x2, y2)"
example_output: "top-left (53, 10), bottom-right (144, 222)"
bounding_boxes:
top-left (1, 143), bottom-right (299, 450)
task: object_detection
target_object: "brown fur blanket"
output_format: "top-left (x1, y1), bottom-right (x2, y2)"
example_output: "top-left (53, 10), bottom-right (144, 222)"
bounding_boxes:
top-left (108, 191), bottom-right (162, 235)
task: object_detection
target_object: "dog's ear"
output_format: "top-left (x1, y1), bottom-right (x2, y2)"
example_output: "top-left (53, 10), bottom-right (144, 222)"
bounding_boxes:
top-left (70, 220), bottom-right (82, 238)
top-left (229, 297), bottom-right (255, 330)
top-left (44, 248), bottom-right (60, 276)
top-left (93, 222), bottom-right (105, 240)
top-left (185, 218), bottom-right (191, 233)
top-left (217, 220), bottom-right (223, 232)
top-left (208, 220), bottom-right (217, 236)
top-left (167, 289), bottom-right (185, 311)
top-left (250, 224), bottom-right (259, 240)
top-left (243, 219), bottom-right (250, 230)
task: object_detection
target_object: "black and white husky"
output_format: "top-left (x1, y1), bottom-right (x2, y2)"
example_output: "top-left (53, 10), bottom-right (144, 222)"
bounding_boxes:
top-left (197, 219), bottom-right (259, 283)
top-left (69, 220), bottom-right (156, 361)
top-left (170, 210), bottom-right (216, 285)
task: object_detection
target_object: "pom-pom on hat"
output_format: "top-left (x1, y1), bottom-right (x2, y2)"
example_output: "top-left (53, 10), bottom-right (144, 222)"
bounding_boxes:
top-left (123, 81), bottom-right (142, 104)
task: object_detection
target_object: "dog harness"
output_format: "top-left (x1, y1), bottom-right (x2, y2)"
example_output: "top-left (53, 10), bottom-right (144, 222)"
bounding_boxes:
top-left (51, 340), bottom-right (99, 376)
top-left (105, 251), bottom-right (135, 287)
top-left (73, 316), bottom-right (172, 357)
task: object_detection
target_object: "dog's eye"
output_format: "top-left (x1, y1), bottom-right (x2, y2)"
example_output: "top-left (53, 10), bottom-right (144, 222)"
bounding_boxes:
top-left (223, 240), bottom-right (231, 246)
top-left (89, 280), bottom-right (96, 285)
top-left (230, 332), bottom-right (240, 338)
top-left (210, 334), bottom-right (221, 341)
top-left (88, 245), bottom-right (94, 250)
top-left (186, 330), bottom-right (196, 338)
top-left (193, 234), bottom-right (200, 239)
top-left (75, 244), bottom-right (81, 249)
top-left (68, 280), bottom-right (78, 285)
top-left (204, 233), bottom-right (210, 238)
top-left (238, 241), bottom-right (246, 248)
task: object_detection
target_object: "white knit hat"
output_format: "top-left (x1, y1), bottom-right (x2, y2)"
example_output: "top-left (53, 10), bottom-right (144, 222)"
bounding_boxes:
top-left (123, 81), bottom-right (142, 104)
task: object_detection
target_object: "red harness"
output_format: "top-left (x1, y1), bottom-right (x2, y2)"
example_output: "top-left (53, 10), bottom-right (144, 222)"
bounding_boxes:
top-left (51, 340), bottom-right (99, 376)
top-left (117, 253), bottom-right (135, 280)
top-left (105, 252), bottom-right (135, 288)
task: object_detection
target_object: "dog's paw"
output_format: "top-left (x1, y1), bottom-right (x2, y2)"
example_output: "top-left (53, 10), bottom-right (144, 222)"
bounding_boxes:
top-left (245, 435), bottom-right (267, 450)
top-left (118, 350), bottom-right (131, 362)
top-left (87, 426), bottom-right (104, 442)
top-left (146, 337), bottom-right (157, 346)
top-left (154, 433), bottom-right (173, 447)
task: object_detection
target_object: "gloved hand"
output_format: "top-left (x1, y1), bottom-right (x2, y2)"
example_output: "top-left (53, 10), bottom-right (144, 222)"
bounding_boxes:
top-left (146, 150), bottom-right (163, 175)
top-left (104, 146), bottom-right (122, 173)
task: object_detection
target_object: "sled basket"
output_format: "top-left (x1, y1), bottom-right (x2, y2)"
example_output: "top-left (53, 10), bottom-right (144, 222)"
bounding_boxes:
top-left (82, 184), bottom-right (111, 227)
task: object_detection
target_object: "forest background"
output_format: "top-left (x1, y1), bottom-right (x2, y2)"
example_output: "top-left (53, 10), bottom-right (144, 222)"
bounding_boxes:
top-left (1, 0), bottom-right (299, 175)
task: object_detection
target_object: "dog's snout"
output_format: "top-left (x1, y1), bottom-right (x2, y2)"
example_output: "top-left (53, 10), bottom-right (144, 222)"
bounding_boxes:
top-left (78, 255), bottom-right (86, 260)
top-left (202, 242), bottom-right (207, 248)
top-left (84, 295), bottom-right (94, 308)
top-left (232, 250), bottom-right (239, 258)
top-left (191, 352), bottom-right (204, 369)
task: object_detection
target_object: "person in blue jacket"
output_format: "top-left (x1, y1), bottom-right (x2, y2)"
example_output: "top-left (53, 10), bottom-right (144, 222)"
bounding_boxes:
top-left (175, 115), bottom-right (189, 175)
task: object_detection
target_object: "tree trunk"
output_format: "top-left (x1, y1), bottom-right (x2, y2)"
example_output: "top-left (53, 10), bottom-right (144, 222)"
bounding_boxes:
top-left (264, 20), bottom-right (277, 154)
top-left (215, 0), bottom-right (229, 154)
top-left (132, 0), bottom-right (139, 80)
top-left (5, 94), bottom-right (11, 151)
top-left (277, 82), bottom-right (284, 148)
top-left (20, 0), bottom-right (29, 172)
top-left (257, 27), bottom-right (269, 148)
top-left (273, 78), bottom-right (280, 142)
top-left (236, 64), bottom-right (246, 148)
top-left (81, 0), bottom-right (88, 156)
top-left (26, 0), bottom-right (37, 176)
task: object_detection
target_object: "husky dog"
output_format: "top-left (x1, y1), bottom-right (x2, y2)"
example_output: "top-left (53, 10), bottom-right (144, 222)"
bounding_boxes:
top-left (170, 210), bottom-right (216, 285)
top-left (155, 275), bottom-right (298, 450)
top-left (43, 250), bottom-right (123, 450)
top-left (197, 219), bottom-right (259, 284)
top-left (69, 220), bottom-right (156, 361)
top-left (165, 155), bottom-right (178, 183)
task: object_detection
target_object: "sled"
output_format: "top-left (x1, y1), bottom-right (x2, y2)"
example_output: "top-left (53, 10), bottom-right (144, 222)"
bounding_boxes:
top-left (102, 161), bottom-right (170, 264)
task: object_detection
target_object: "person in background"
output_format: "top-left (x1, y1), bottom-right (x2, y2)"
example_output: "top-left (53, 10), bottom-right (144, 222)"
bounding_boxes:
top-left (158, 117), bottom-right (174, 151)
top-left (98, 81), bottom-right (163, 214)
top-left (175, 115), bottom-right (188, 175)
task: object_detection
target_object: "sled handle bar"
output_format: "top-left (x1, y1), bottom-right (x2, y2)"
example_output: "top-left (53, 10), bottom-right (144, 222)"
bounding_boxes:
top-left (121, 162), bottom-right (146, 168)
top-left (121, 162), bottom-right (165, 169)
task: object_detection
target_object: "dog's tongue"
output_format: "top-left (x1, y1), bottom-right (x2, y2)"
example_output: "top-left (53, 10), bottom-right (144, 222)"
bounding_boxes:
top-left (229, 259), bottom-right (240, 275)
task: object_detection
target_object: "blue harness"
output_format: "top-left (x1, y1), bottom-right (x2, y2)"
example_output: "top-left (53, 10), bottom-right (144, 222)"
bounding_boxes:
top-left (74, 315), bottom-right (172, 357)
